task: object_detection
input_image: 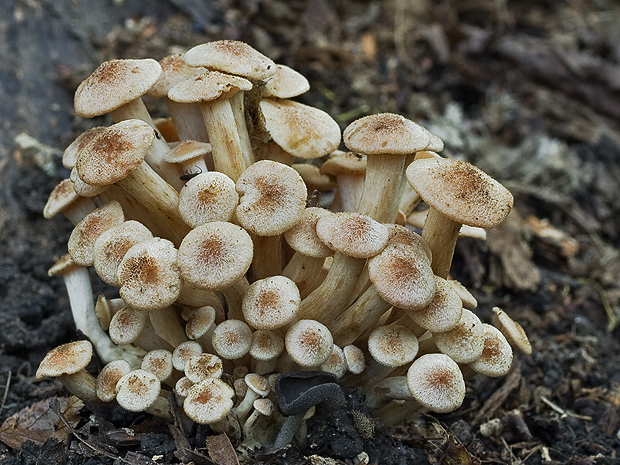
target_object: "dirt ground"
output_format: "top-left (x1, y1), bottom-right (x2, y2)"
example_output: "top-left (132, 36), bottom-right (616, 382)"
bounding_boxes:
top-left (1, 0), bottom-right (620, 464)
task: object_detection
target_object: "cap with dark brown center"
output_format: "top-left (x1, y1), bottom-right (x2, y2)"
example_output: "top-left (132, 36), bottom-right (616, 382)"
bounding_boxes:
top-left (406, 276), bottom-right (463, 333)
top-left (178, 172), bottom-right (238, 228)
top-left (468, 324), bottom-right (514, 377)
top-left (368, 325), bottom-right (419, 368)
top-left (115, 369), bottom-right (162, 412)
top-left (183, 377), bottom-right (235, 424)
top-left (211, 319), bottom-right (253, 360)
top-left (285, 319), bottom-right (334, 367)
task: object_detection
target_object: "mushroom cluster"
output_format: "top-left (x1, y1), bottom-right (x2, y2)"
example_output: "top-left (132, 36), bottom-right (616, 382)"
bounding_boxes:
top-left (40, 40), bottom-right (531, 447)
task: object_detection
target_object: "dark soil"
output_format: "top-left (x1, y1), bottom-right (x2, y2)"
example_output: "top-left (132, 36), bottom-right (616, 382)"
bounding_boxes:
top-left (2, 0), bottom-right (620, 464)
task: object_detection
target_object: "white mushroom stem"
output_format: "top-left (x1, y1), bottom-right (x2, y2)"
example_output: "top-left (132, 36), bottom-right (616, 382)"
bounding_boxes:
top-left (55, 262), bottom-right (142, 368)
top-left (164, 98), bottom-right (209, 142)
top-left (296, 254), bottom-right (366, 322)
top-left (329, 285), bottom-right (392, 346)
top-left (357, 154), bottom-right (407, 223)
top-left (220, 278), bottom-right (250, 320)
top-left (200, 98), bottom-right (248, 181)
top-left (58, 370), bottom-right (100, 403)
top-left (230, 91), bottom-right (254, 166)
top-left (282, 253), bottom-right (325, 298)
top-left (115, 162), bottom-right (190, 246)
top-left (149, 307), bottom-right (189, 348)
top-left (398, 182), bottom-right (422, 216)
top-left (251, 234), bottom-right (282, 280)
top-left (421, 207), bottom-right (462, 278)
top-left (336, 172), bottom-right (365, 212)
top-left (251, 357), bottom-right (277, 375)
top-left (364, 376), bottom-right (413, 409)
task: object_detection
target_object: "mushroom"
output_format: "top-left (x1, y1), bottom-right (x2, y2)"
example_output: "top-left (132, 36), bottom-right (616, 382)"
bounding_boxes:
top-left (468, 324), bottom-right (514, 377)
top-left (343, 113), bottom-right (442, 223)
top-left (183, 377), bottom-right (235, 424)
top-left (36, 340), bottom-right (99, 403)
top-left (284, 319), bottom-right (334, 368)
top-left (262, 64), bottom-right (310, 99)
top-left (405, 275), bottom-right (463, 334)
top-left (406, 353), bottom-right (466, 413)
top-left (211, 319), bottom-right (253, 360)
top-left (367, 325), bottom-right (419, 368)
top-left (492, 307), bottom-right (531, 355)
top-left (249, 329), bottom-right (285, 375)
top-left (232, 373), bottom-right (271, 422)
top-left (141, 349), bottom-right (175, 383)
top-left (44, 178), bottom-right (97, 225)
top-left (96, 359), bottom-right (131, 402)
top-left (433, 309), bottom-right (485, 364)
top-left (320, 151), bottom-right (367, 212)
top-left (343, 344), bottom-right (366, 375)
top-left (116, 369), bottom-right (172, 420)
top-left (405, 157), bottom-right (513, 278)
top-left (184, 353), bottom-right (224, 383)
top-left (242, 276), bottom-right (301, 330)
top-left (178, 171), bottom-right (238, 228)
top-left (320, 345), bottom-right (347, 378)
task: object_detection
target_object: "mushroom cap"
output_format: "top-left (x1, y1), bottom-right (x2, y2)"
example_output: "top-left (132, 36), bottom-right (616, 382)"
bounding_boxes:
top-left (242, 276), bottom-right (301, 330)
top-left (117, 237), bottom-right (182, 311)
top-left (184, 40), bottom-right (276, 80)
top-left (167, 70), bottom-right (252, 103)
top-left (291, 163), bottom-right (336, 192)
top-left (177, 221), bottom-right (253, 291)
top-left (320, 345), bottom-right (347, 378)
top-left (367, 243), bottom-right (437, 311)
top-left (320, 151), bottom-right (367, 177)
top-left (175, 376), bottom-right (195, 398)
top-left (448, 279), bottom-right (478, 309)
top-left (250, 330), bottom-right (285, 361)
top-left (183, 377), bottom-right (235, 424)
top-left (185, 306), bottom-right (217, 340)
top-left (93, 220), bottom-right (153, 286)
top-left (316, 212), bottom-right (390, 258)
top-left (108, 307), bottom-right (148, 345)
top-left (367, 325), bottom-right (419, 368)
top-left (165, 140), bottom-right (211, 164)
top-left (284, 207), bottom-right (334, 258)
top-left (62, 126), bottom-right (106, 169)
top-left (172, 341), bottom-right (204, 371)
top-left (211, 320), bottom-right (253, 360)
top-left (259, 99), bottom-right (341, 159)
top-left (433, 309), bottom-right (485, 364)
top-left (343, 344), bottom-right (366, 375)
top-left (185, 353), bottom-right (224, 383)
top-left (492, 307), bottom-right (531, 355)
top-left (96, 360), bottom-right (131, 402)
top-left (36, 340), bottom-right (93, 379)
top-left (43, 178), bottom-right (83, 219)
top-left (385, 224), bottom-right (432, 262)
top-left (68, 201), bottom-right (125, 266)
top-left (75, 119), bottom-right (155, 186)
top-left (343, 113), bottom-right (439, 155)
top-left (405, 158), bottom-right (513, 228)
top-left (178, 172), bottom-right (239, 228)
top-left (262, 64), bottom-right (310, 98)
top-left (469, 324), bottom-right (514, 377)
top-left (407, 276), bottom-right (463, 333)
top-left (253, 398), bottom-right (274, 416)
top-left (141, 349), bottom-right (174, 382)
top-left (69, 167), bottom-right (108, 197)
top-left (74, 58), bottom-right (162, 118)
top-left (285, 320), bottom-right (334, 367)
top-left (406, 353), bottom-right (466, 413)
top-left (148, 53), bottom-right (205, 97)
top-left (245, 373), bottom-right (271, 397)
top-left (236, 160), bottom-right (307, 236)
top-left (116, 369), bottom-right (161, 412)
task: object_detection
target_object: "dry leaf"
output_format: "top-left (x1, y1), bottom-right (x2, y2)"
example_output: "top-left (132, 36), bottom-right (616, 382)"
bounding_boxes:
top-left (206, 433), bottom-right (239, 465)
top-left (0, 396), bottom-right (83, 449)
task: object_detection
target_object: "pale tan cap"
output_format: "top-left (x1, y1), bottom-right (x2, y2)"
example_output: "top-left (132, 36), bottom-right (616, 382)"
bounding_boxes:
top-left (492, 307), bottom-right (531, 355)
top-left (211, 319), bottom-right (253, 360)
top-left (236, 160), bottom-right (307, 236)
top-left (469, 324), bottom-right (514, 377)
top-left (249, 330), bottom-right (284, 361)
top-left (405, 158), bottom-right (513, 229)
top-left (178, 221), bottom-right (253, 291)
top-left (36, 340), bottom-right (93, 379)
top-left (316, 212), bottom-right (389, 258)
top-left (343, 344), bottom-right (366, 375)
top-left (183, 377), bottom-right (235, 424)
top-left (141, 349), bottom-right (174, 382)
top-left (167, 70), bottom-right (252, 103)
top-left (242, 276), bottom-right (301, 330)
top-left (185, 353), bottom-right (224, 383)
top-left (284, 319), bottom-right (334, 367)
top-left (407, 276), bottom-right (463, 333)
top-left (172, 341), bottom-right (203, 371)
top-left (368, 325), bottom-right (419, 368)
top-left (96, 359), bottom-right (131, 402)
top-left (74, 59), bottom-right (162, 118)
top-left (185, 306), bottom-right (217, 340)
top-left (148, 53), bottom-right (205, 97)
top-left (344, 113), bottom-right (440, 155)
top-left (68, 201), bottom-right (125, 267)
top-left (62, 126), bottom-right (106, 169)
top-left (367, 243), bottom-right (436, 311)
top-left (259, 99), bottom-right (341, 159)
top-left (406, 353), bottom-right (465, 413)
top-left (93, 220), bottom-right (153, 286)
top-left (178, 172), bottom-right (238, 228)
top-left (320, 151), bottom-right (367, 177)
top-left (291, 163), bottom-right (336, 192)
top-left (115, 369), bottom-right (161, 412)
top-left (108, 307), bottom-right (148, 346)
top-left (385, 224), bottom-right (432, 262)
top-left (117, 237), bottom-right (181, 311)
top-left (284, 207), bottom-right (334, 258)
top-left (433, 309), bottom-right (485, 364)
top-left (184, 40), bottom-right (276, 80)
top-left (262, 64), bottom-right (310, 98)
top-left (75, 119), bottom-right (155, 186)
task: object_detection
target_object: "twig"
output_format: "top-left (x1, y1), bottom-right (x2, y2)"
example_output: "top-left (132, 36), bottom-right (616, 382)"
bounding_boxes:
top-left (0, 370), bottom-right (11, 414)
top-left (540, 396), bottom-right (592, 421)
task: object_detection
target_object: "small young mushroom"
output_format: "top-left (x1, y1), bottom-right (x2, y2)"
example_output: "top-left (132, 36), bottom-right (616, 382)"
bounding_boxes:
top-left (367, 325), bottom-right (419, 368)
top-left (249, 330), bottom-right (285, 375)
top-left (172, 341), bottom-right (204, 371)
top-left (492, 307), bottom-right (532, 355)
top-left (178, 171), bottom-right (238, 227)
top-left (96, 359), bottom-right (132, 402)
top-left (211, 319), bottom-right (253, 360)
top-left (183, 377), bottom-right (235, 424)
top-left (433, 309), bottom-right (485, 364)
top-left (184, 353), bottom-right (224, 383)
top-left (36, 340), bottom-right (99, 403)
top-left (44, 178), bottom-right (97, 225)
top-left (284, 319), bottom-right (334, 368)
top-left (242, 276), bottom-right (301, 330)
top-left (116, 369), bottom-right (171, 420)
top-left (406, 353), bottom-right (466, 413)
top-left (405, 276), bottom-right (463, 334)
top-left (262, 64), bottom-right (310, 99)
top-left (320, 151), bottom-right (367, 212)
top-left (343, 344), bottom-right (366, 375)
top-left (320, 345), bottom-right (347, 378)
top-left (468, 324), bottom-right (514, 377)
top-left (141, 349), bottom-right (174, 382)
